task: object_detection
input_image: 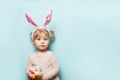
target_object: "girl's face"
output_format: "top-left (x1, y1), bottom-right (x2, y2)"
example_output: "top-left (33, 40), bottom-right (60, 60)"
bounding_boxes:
top-left (34, 33), bottom-right (50, 51)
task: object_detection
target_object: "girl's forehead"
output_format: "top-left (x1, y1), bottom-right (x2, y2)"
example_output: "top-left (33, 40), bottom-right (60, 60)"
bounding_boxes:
top-left (37, 33), bottom-right (49, 38)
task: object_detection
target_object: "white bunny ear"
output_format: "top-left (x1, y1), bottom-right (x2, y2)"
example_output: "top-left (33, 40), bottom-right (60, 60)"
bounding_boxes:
top-left (25, 13), bottom-right (38, 28)
top-left (43, 9), bottom-right (52, 27)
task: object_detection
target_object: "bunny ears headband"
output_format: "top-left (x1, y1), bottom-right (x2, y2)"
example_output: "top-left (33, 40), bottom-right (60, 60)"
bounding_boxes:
top-left (25, 9), bottom-right (54, 40)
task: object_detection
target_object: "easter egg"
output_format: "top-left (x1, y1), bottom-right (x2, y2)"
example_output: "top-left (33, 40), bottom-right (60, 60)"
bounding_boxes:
top-left (30, 74), bottom-right (35, 79)
top-left (35, 71), bottom-right (43, 78)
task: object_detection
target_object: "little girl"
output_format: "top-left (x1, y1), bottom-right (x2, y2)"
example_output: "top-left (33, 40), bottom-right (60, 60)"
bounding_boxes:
top-left (25, 10), bottom-right (60, 80)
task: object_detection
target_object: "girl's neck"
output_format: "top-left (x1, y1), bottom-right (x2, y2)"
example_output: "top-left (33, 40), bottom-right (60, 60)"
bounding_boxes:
top-left (36, 50), bottom-right (47, 54)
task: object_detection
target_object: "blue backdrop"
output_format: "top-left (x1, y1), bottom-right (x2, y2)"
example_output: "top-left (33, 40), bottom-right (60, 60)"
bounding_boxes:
top-left (0, 0), bottom-right (120, 80)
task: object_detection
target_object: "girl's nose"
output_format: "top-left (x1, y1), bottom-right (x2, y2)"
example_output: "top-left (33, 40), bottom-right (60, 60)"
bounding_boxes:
top-left (41, 39), bottom-right (44, 43)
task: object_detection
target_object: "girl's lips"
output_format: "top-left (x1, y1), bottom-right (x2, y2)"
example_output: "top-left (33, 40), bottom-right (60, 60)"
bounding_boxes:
top-left (40, 45), bottom-right (45, 46)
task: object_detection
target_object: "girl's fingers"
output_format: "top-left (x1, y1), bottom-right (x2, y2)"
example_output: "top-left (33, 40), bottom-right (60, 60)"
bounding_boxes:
top-left (29, 67), bottom-right (35, 74)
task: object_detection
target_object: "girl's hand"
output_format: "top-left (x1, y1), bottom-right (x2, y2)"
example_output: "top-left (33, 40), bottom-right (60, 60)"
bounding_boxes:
top-left (28, 67), bottom-right (36, 79)
top-left (29, 67), bottom-right (36, 74)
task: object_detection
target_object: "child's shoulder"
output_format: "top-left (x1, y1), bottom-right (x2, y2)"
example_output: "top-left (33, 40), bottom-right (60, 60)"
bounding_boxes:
top-left (47, 50), bottom-right (57, 57)
top-left (47, 50), bottom-right (55, 55)
top-left (28, 52), bottom-right (36, 58)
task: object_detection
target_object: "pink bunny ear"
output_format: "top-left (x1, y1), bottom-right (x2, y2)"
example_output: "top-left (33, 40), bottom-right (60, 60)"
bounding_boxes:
top-left (25, 13), bottom-right (38, 27)
top-left (43, 9), bottom-right (52, 27)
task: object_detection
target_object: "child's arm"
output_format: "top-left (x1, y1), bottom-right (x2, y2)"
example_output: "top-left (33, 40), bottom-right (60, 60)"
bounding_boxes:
top-left (26, 55), bottom-right (43, 79)
top-left (26, 55), bottom-right (36, 78)
top-left (43, 54), bottom-right (59, 80)
top-left (26, 56), bottom-right (32, 75)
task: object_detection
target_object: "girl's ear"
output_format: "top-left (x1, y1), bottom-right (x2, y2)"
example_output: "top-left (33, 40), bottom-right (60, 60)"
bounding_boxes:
top-left (50, 30), bottom-right (55, 41)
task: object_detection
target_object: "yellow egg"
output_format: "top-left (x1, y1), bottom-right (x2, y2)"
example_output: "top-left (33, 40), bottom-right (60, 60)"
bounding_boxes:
top-left (35, 71), bottom-right (43, 78)
top-left (35, 71), bottom-right (39, 76)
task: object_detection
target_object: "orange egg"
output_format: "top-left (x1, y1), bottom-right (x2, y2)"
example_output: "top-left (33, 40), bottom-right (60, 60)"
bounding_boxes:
top-left (30, 74), bottom-right (35, 79)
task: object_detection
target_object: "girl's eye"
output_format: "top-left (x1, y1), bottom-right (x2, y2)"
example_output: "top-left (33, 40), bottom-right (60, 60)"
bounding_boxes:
top-left (44, 38), bottom-right (48, 40)
top-left (37, 38), bottom-right (40, 40)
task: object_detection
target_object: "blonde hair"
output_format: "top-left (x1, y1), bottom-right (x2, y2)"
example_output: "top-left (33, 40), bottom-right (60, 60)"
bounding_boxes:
top-left (30, 29), bottom-right (54, 41)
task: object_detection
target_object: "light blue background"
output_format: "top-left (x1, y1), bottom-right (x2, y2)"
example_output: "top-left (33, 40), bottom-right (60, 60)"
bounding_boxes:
top-left (0, 0), bottom-right (120, 80)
